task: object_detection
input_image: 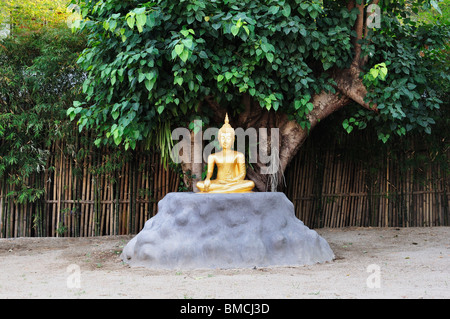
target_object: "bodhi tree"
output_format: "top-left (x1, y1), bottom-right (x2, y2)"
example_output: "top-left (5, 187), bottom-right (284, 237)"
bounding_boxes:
top-left (68, 0), bottom-right (449, 191)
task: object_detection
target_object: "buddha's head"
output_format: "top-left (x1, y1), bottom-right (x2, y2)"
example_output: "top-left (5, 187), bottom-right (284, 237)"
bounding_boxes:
top-left (218, 113), bottom-right (235, 150)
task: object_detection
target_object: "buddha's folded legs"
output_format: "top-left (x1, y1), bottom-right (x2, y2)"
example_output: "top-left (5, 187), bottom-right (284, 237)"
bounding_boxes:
top-left (197, 180), bottom-right (255, 193)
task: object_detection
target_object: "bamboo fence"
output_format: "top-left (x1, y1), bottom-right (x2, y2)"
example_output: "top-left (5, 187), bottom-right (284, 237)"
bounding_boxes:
top-left (284, 136), bottom-right (449, 228)
top-left (0, 135), bottom-right (448, 238)
top-left (0, 141), bottom-right (180, 238)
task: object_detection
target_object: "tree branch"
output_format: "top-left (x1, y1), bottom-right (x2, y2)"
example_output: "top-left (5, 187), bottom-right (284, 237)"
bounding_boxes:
top-left (352, 1), bottom-right (366, 68)
top-left (334, 66), bottom-right (377, 112)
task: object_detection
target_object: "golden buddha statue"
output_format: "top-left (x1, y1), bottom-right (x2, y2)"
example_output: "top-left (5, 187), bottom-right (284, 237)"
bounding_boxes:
top-left (196, 114), bottom-right (255, 193)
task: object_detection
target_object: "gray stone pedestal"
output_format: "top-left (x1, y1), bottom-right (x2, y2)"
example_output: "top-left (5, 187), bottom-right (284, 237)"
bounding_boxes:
top-left (121, 192), bottom-right (334, 269)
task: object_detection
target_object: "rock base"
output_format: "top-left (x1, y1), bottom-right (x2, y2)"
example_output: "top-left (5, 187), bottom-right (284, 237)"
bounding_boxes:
top-left (121, 192), bottom-right (334, 269)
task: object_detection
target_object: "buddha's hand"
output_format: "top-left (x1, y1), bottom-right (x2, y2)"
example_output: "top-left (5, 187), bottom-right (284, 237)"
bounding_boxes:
top-left (203, 178), bottom-right (211, 190)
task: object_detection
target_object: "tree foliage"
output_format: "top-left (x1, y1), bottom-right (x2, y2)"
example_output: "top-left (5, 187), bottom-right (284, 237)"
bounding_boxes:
top-left (70, 0), bottom-right (449, 160)
top-left (353, 0), bottom-right (450, 141)
top-left (0, 0), bottom-right (72, 33)
top-left (0, 22), bottom-right (86, 202)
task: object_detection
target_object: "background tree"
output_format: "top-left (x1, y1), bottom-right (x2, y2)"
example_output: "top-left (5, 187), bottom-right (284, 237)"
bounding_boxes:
top-left (69, 0), bottom-right (449, 191)
top-left (0, 0), bottom-right (71, 35)
top-left (0, 1), bottom-right (86, 203)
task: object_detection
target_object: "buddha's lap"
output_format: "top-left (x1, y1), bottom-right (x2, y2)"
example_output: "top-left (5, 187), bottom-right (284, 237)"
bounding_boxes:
top-left (197, 179), bottom-right (254, 191)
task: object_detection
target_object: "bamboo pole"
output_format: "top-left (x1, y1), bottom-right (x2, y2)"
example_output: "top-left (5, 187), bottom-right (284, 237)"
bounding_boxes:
top-left (121, 162), bottom-right (128, 234)
top-left (81, 144), bottom-right (88, 237)
top-left (114, 168), bottom-right (120, 235)
top-left (0, 184), bottom-right (3, 238)
top-left (152, 152), bottom-right (157, 216)
top-left (144, 155), bottom-right (150, 222)
top-left (360, 165), bottom-right (367, 226)
top-left (157, 154), bottom-right (162, 203)
top-left (101, 154), bottom-right (108, 235)
top-left (51, 143), bottom-right (57, 237)
top-left (66, 151), bottom-right (71, 236)
top-left (385, 156), bottom-right (389, 227)
top-left (109, 169), bottom-right (114, 235)
top-left (165, 159), bottom-right (169, 196)
top-left (306, 154), bottom-right (314, 226)
top-left (89, 149), bottom-right (96, 236)
top-left (348, 164), bottom-right (356, 226)
top-left (14, 201), bottom-right (18, 238)
top-left (56, 144), bottom-right (63, 237)
top-left (330, 151), bottom-right (339, 228)
top-left (139, 149), bottom-right (144, 227)
top-left (298, 153), bottom-right (306, 223)
top-left (343, 156), bottom-right (352, 227)
top-left (129, 157), bottom-right (135, 234)
top-left (322, 150), bottom-right (330, 227)
top-left (427, 168), bottom-right (432, 226)
top-left (106, 169), bottom-right (111, 235)
top-left (90, 150), bottom-right (97, 236)
top-left (309, 153), bottom-right (317, 226)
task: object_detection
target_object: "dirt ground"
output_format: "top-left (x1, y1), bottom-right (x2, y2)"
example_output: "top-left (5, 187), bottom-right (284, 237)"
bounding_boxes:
top-left (0, 227), bottom-right (448, 299)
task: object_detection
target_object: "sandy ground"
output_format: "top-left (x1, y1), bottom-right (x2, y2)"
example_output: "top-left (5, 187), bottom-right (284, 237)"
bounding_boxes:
top-left (0, 227), bottom-right (448, 299)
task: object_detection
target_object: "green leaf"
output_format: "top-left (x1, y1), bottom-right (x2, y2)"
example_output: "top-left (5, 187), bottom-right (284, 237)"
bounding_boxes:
top-left (136, 12), bottom-right (147, 28)
top-left (231, 25), bottom-right (239, 36)
top-left (342, 119), bottom-right (354, 134)
top-left (94, 138), bottom-right (102, 147)
top-left (269, 6), bottom-right (279, 15)
top-left (180, 29), bottom-right (190, 37)
top-left (261, 42), bottom-right (274, 53)
top-left (266, 52), bottom-right (274, 63)
top-left (370, 68), bottom-right (379, 78)
top-left (114, 134), bottom-right (122, 146)
top-left (174, 43), bottom-right (184, 56)
top-left (407, 83), bottom-right (416, 90)
top-left (282, 4), bottom-right (291, 17)
top-left (135, 12), bottom-right (146, 32)
top-left (126, 16), bottom-right (135, 29)
top-left (181, 38), bottom-right (194, 50)
top-left (157, 105), bottom-right (165, 114)
top-left (179, 50), bottom-right (189, 63)
top-left (138, 72), bottom-right (146, 83)
top-left (430, 0), bottom-right (442, 14)
top-left (68, 110), bottom-right (76, 121)
top-left (145, 79), bottom-right (155, 91)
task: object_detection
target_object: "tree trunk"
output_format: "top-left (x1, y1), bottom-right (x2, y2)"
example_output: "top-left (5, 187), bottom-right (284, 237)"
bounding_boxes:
top-left (179, 130), bottom-right (203, 192)
top-left (179, 84), bottom-right (358, 192)
top-left (232, 90), bottom-right (352, 192)
top-left (178, 0), bottom-right (376, 192)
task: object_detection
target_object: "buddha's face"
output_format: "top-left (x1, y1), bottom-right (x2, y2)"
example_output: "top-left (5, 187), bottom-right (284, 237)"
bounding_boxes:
top-left (219, 130), bottom-right (234, 150)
